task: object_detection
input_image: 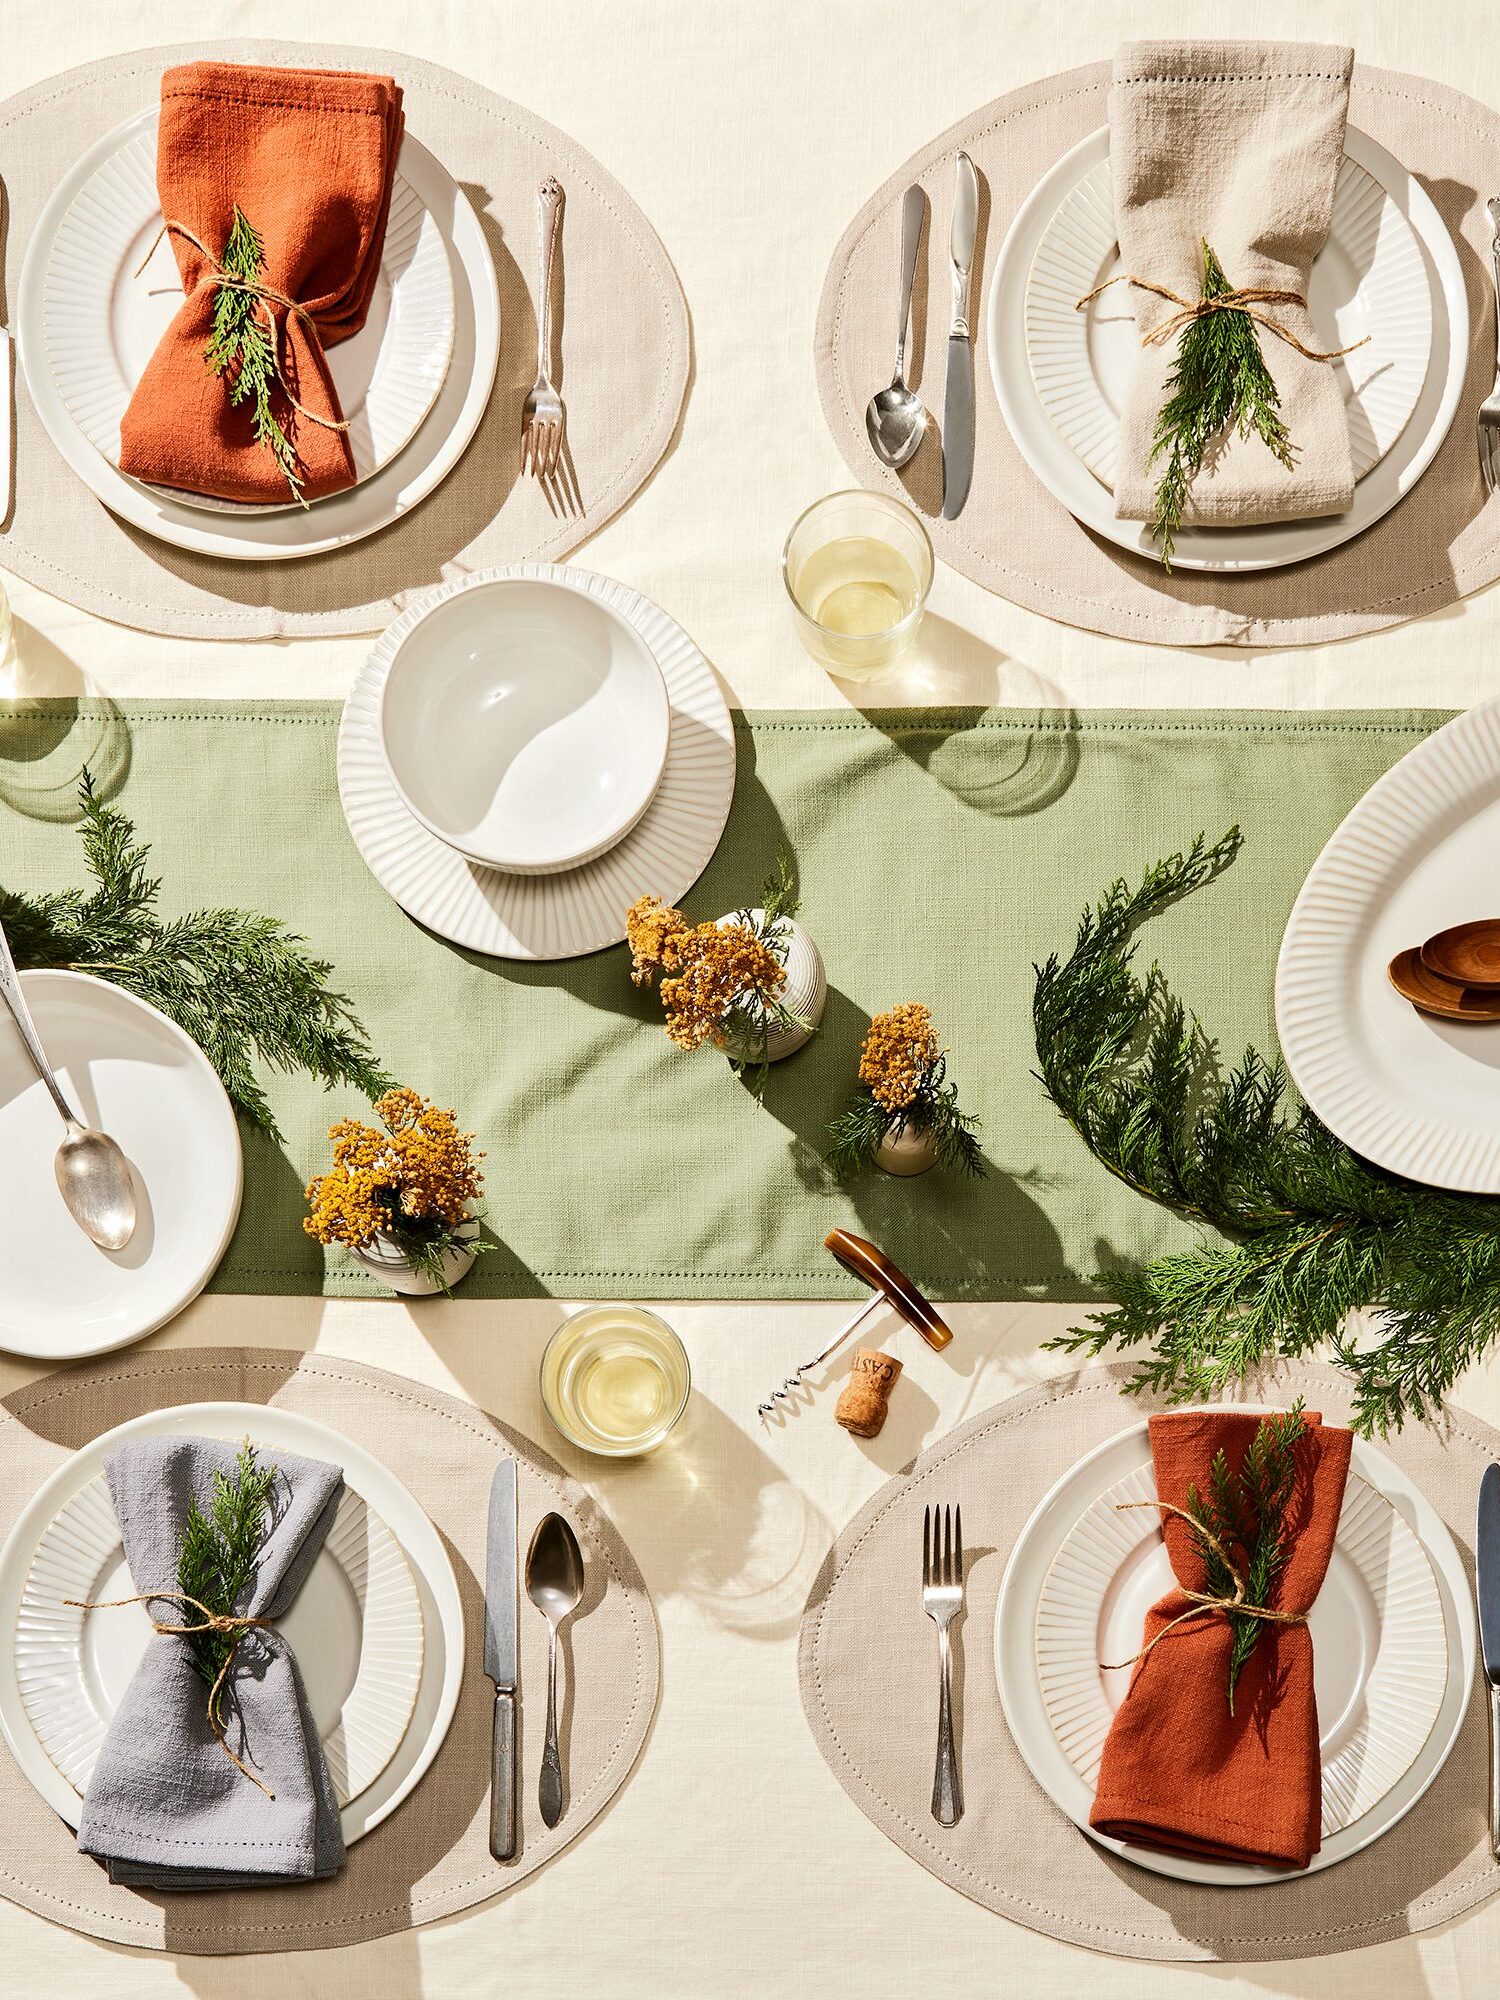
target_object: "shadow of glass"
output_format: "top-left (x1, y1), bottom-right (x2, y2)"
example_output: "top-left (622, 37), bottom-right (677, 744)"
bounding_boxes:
top-left (0, 661), bottom-right (132, 822)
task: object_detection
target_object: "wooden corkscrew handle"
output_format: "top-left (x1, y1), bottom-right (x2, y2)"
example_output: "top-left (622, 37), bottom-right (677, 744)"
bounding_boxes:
top-left (824, 1229), bottom-right (953, 1350)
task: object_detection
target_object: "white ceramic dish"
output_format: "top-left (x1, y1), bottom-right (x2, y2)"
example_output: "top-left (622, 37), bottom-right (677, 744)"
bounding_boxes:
top-left (19, 112), bottom-right (499, 560)
top-left (378, 576), bottom-right (672, 875)
top-left (42, 115), bottom-right (455, 516)
top-left (339, 565), bottom-right (737, 960)
top-left (0, 1402), bottom-right (463, 1846)
top-left (18, 1473), bottom-right (422, 1808)
top-left (989, 125), bottom-right (1467, 572)
top-left (996, 1417), bottom-right (1473, 1886)
top-left (1276, 697), bottom-right (1500, 1191)
top-left (0, 971), bottom-right (242, 1359)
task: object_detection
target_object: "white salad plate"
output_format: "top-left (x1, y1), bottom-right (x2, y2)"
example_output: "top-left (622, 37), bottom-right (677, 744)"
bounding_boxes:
top-left (996, 1418), bottom-right (1473, 1886)
top-left (0, 1402), bottom-right (464, 1847)
top-left (990, 125), bottom-right (1467, 572)
top-left (340, 565), bottom-right (737, 960)
top-left (0, 971), bottom-right (242, 1360)
top-left (19, 111), bottom-right (498, 560)
top-left (40, 115), bottom-right (455, 516)
top-left (1276, 697), bottom-right (1500, 1191)
top-left (378, 576), bottom-right (672, 875)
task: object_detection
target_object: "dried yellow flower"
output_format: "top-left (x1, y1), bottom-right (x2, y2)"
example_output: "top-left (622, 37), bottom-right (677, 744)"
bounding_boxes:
top-left (304, 1088), bottom-right (485, 1249)
top-left (859, 1002), bottom-right (941, 1114)
top-left (626, 895), bottom-right (787, 1052)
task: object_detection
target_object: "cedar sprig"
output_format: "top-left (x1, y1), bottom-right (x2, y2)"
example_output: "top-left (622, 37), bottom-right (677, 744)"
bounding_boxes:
top-left (1147, 242), bottom-right (1293, 569)
top-left (826, 1001), bottom-right (984, 1178)
top-left (202, 206), bottom-right (307, 508)
top-left (0, 776), bottom-right (391, 1137)
top-left (176, 1440), bottom-right (278, 1726)
top-left (1033, 833), bottom-right (1500, 1436)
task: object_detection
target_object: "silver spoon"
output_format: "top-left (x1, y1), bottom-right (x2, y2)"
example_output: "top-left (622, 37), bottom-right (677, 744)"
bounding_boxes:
top-left (525, 1511), bottom-right (584, 1829)
top-left (865, 183), bottom-right (928, 469)
top-left (0, 919), bottom-right (136, 1251)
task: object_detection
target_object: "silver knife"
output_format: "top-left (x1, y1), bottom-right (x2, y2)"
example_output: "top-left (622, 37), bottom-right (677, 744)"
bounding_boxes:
top-left (0, 177), bottom-right (12, 528)
top-left (940, 150), bottom-right (979, 522)
top-left (1478, 1462), bottom-right (1500, 1859)
top-left (485, 1457), bottom-right (519, 1862)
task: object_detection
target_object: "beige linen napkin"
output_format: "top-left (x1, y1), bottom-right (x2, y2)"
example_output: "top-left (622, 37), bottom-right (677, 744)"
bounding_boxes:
top-left (1108, 41), bottom-right (1356, 528)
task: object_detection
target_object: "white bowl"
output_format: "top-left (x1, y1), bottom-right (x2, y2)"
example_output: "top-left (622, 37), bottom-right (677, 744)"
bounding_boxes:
top-left (377, 574), bottom-right (672, 874)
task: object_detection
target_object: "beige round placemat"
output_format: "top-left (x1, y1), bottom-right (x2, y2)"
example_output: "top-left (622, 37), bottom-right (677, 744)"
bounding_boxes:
top-left (0, 1347), bottom-right (660, 1954)
top-left (0, 40), bottom-right (689, 639)
top-left (798, 1362), bottom-right (1496, 1962)
top-left (816, 62), bottom-right (1499, 647)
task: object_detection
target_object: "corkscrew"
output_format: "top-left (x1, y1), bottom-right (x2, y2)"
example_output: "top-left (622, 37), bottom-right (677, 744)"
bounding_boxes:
top-left (757, 1230), bottom-right (952, 1425)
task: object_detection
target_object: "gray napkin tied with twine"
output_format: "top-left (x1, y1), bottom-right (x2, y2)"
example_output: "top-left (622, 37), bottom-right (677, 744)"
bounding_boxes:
top-left (76, 1435), bottom-right (347, 1889)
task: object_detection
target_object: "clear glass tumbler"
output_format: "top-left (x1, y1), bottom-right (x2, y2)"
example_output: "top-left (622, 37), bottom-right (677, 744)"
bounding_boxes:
top-left (539, 1305), bottom-right (691, 1457)
top-left (782, 489), bottom-right (934, 680)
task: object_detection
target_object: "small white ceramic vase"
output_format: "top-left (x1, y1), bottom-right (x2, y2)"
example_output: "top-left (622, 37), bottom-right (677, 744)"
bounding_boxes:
top-left (875, 1119), bottom-right (939, 1176)
top-left (350, 1218), bottom-right (480, 1296)
top-left (717, 909), bottom-right (827, 1062)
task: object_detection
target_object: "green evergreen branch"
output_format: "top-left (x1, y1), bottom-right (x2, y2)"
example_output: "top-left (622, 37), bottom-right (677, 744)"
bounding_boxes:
top-left (176, 1440), bottom-right (277, 1723)
top-left (1033, 835), bottom-right (1500, 1436)
top-left (202, 207), bottom-right (307, 508)
top-left (727, 854), bottom-right (812, 1099)
top-left (0, 777), bottom-right (391, 1138)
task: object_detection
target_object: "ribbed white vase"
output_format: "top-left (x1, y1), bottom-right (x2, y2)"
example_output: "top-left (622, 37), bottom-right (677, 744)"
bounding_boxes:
top-left (716, 909), bottom-right (827, 1062)
top-left (875, 1119), bottom-right (939, 1176)
top-left (350, 1218), bottom-right (480, 1295)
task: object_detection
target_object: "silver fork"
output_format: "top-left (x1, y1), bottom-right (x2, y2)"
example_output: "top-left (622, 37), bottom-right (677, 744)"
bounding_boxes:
top-left (1480, 197), bottom-right (1500, 496)
top-left (922, 1502), bottom-right (964, 1827)
top-left (521, 176), bottom-right (566, 481)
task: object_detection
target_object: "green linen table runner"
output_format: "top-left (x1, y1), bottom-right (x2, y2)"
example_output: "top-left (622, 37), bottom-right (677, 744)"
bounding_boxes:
top-left (0, 700), bottom-right (1451, 1301)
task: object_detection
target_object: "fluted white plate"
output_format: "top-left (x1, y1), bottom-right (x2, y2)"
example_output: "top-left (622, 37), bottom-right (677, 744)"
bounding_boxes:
top-left (1027, 152), bottom-right (1430, 489)
top-left (42, 116), bottom-right (456, 515)
top-left (997, 1417), bottom-right (1473, 1886)
top-left (339, 565), bottom-right (737, 960)
top-left (990, 125), bottom-right (1467, 572)
top-left (0, 1403), bottom-right (462, 1848)
top-left (1275, 698), bottom-right (1500, 1190)
top-left (16, 1471), bottom-right (421, 1807)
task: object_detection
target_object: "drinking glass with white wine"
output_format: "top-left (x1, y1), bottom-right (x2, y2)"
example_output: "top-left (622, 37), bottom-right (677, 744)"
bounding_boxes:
top-left (782, 489), bottom-right (933, 680)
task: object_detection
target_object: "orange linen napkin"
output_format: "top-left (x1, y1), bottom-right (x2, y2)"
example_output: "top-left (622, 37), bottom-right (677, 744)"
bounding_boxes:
top-left (118, 62), bottom-right (404, 504)
top-left (1089, 1409), bottom-right (1352, 1870)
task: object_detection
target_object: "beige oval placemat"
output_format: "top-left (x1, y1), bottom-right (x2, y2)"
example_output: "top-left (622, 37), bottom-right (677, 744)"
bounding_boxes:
top-left (799, 1362), bottom-right (1496, 1962)
top-left (0, 1347), bottom-right (659, 1954)
top-left (0, 40), bottom-right (689, 639)
top-left (816, 61), bottom-right (1499, 647)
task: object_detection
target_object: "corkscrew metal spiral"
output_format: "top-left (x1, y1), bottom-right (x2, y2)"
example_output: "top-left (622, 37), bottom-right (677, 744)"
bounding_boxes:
top-left (757, 1294), bottom-right (883, 1425)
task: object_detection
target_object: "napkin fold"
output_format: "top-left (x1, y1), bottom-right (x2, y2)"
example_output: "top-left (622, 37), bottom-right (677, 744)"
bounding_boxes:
top-left (1089, 1409), bottom-right (1352, 1870)
top-left (1108, 40), bottom-right (1356, 528)
top-left (76, 1435), bottom-right (347, 1889)
top-left (117, 61), bottom-right (404, 504)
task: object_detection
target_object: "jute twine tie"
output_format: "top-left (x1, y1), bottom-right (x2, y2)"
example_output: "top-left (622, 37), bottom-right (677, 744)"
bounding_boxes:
top-left (1100, 1499), bottom-right (1305, 1672)
top-left (1075, 274), bottom-right (1370, 363)
top-left (66, 1589), bottom-right (278, 1797)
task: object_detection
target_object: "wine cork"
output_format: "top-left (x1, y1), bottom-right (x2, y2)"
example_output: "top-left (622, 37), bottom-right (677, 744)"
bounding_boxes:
top-left (835, 1348), bottom-right (903, 1438)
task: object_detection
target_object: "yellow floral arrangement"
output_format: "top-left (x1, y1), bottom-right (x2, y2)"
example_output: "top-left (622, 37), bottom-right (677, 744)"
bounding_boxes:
top-left (304, 1087), bottom-right (488, 1288)
top-left (827, 1003), bottom-right (984, 1176)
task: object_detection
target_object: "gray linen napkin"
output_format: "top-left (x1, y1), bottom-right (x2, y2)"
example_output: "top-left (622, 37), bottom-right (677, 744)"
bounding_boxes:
top-left (76, 1435), bottom-right (347, 1889)
top-left (1109, 40), bottom-right (1357, 528)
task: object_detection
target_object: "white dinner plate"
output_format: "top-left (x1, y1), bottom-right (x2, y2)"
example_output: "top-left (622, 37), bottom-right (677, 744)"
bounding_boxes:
top-left (43, 115), bottom-right (456, 515)
top-left (990, 126), bottom-right (1468, 572)
top-left (19, 113), bottom-right (499, 560)
top-left (996, 1417), bottom-right (1473, 1886)
top-left (0, 971), bottom-right (242, 1359)
top-left (1276, 698), bottom-right (1500, 1191)
top-left (0, 1402), bottom-right (464, 1846)
top-left (18, 1473), bottom-right (422, 1808)
top-left (339, 565), bottom-right (737, 960)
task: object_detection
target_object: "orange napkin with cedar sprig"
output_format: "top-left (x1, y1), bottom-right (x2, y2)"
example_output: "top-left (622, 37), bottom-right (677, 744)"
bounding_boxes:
top-left (1089, 1407), bottom-right (1352, 1870)
top-left (118, 61), bottom-right (404, 504)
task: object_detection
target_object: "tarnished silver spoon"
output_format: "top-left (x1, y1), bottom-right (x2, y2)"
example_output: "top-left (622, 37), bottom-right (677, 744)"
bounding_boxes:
top-left (0, 918), bottom-right (137, 1251)
top-left (865, 183), bottom-right (928, 470)
top-left (525, 1511), bottom-right (584, 1829)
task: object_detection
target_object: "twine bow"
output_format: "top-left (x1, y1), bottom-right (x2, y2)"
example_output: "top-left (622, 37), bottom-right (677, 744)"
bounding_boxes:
top-left (1074, 274), bottom-right (1369, 364)
top-left (1099, 1500), bottom-right (1305, 1673)
top-left (66, 1590), bottom-right (277, 1797)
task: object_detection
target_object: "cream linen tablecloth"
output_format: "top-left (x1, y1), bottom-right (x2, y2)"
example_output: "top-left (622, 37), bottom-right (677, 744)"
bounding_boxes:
top-left (6, 1), bottom-right (1500, 1995)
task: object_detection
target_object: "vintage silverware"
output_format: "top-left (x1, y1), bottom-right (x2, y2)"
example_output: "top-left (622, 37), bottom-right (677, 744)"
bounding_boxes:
top-left (0, 177), bottom-right (12, 523)
top-left (0, 918), bottom-right (136, 1250)
top-left (1476, 1462), bottom-right (1500, 1857)
top-left (526, 1511), bottom-right (584, 1828)
top-left (1481, 198), bottom-right (1500, 496)
top-left (922, 1501), bottom-right (964, 1826)
top-left (940, 151), bottom-right (979, 522)
top-left (865, 184), bottom-right (928, 470)
top-left (521, 176), bottom-right (567, 482)
top-left (484, 1456), bottom-right (520, 1862)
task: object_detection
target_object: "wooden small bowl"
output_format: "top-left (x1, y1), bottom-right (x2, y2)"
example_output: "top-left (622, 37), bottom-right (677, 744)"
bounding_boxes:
top-left (1421, 920), bottom-right (1500, 990)
top-left (1387, 947), bottom-right (1500, 1022)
